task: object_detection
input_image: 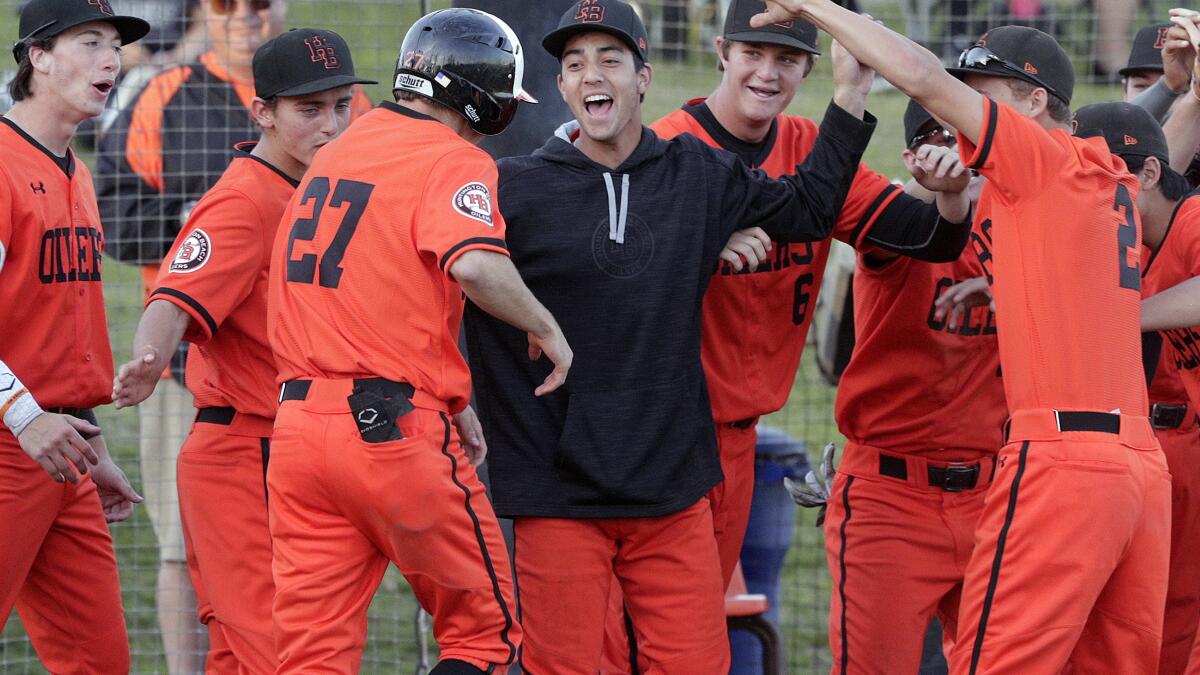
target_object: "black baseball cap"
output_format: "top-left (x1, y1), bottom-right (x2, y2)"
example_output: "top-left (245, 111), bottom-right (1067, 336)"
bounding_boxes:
top-left (1073, 101), bottom-right (1169, 163)
top-left (253, 29), bottom-right (377, 99)
top-left (543, 0), bottom-right (649, 62)
top-left (903, 99), bottom-right (936, 148)
top-left (723, 0), bottom-right (820, 55)
top-left (947, 25), bottom-right (1075, 105)
top-left (1120, 23), bottom-right (1171, 76)
top-left (14, 0), bottom-right (151, 63)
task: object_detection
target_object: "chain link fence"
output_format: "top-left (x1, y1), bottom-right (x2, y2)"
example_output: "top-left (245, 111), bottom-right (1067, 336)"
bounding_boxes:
top-left (0, 0), bottom-right (1179, 672)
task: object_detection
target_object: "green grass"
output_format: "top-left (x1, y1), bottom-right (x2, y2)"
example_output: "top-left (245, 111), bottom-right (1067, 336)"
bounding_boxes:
top-left (0, 0), bottom-right (1171, 671)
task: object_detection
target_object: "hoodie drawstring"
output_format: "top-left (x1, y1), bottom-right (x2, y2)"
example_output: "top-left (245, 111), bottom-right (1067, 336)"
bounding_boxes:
top-left (602, 172), bottom-right (631, 244)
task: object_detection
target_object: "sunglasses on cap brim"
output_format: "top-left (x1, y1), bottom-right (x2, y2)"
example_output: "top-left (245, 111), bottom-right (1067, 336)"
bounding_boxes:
top-left (210, 0), bottom-right (273, 15)
top-left (908, 127), bottom-right (956, 151)
top-left (957, 45), bottom-right (1064, 103)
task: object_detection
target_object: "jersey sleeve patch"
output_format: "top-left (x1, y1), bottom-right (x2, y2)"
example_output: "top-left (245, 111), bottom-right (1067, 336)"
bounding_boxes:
top-left (452, 182), bottom-right (495, 225)
top-left (169, 228), bottom-right (212, 274)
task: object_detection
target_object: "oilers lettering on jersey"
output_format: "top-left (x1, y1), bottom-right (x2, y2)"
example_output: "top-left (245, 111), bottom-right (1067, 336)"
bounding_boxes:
top-left (927, 276), bottom-right (997, 336)
top-left (39, 226), bottom-right (103, 283)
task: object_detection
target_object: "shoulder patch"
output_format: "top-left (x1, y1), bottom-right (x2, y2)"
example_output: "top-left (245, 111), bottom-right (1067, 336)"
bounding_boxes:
top-left (170, 229), bottom-right (212, 273)
top-left (452, 182), bottom-right (494, 225)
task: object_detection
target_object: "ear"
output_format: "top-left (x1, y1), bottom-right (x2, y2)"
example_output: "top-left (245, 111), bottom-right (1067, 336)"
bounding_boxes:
top-left (716, 36), bottom-right (729, 67)
top-left (557, 72), bottom-right (566, 102)
top-left (1141, 155), bottom-right (1164, 191)
top-left (901, 148), bottom-right (919, 174)
top-left (637, 62), bottom-right (653, 96)
top-left (27, 44), bottom-right (53, 75)
top-left (250, 97), bottom-right (275, 130)
top-left (1028, 86), bottom-right (1050, 119)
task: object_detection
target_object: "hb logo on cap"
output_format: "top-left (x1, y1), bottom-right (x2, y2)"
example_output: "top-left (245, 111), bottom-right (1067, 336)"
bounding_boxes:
top-left (575, 0), bottom-right (605, 23)
top-left (1155, 27), bottom-right (1169, 49)
top-left (306, 36), bottom-right (339, 69)
top-left (88, 0), bottom-right (114, 16)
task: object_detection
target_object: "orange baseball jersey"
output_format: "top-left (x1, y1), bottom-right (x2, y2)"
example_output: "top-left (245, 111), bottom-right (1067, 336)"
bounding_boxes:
top-left (1144, 192), bottom-right (1200, 413)
top-left (652, 102), bottom-right (904, 423)
top-left (0, 118), bottom-right (112, 410)
top-left (148, 144), bottom-right (297, 418)
top-left (958, 98), bottom-right (1148, 415)
top-left (835, 226), bottom-right (1006, 453)
top-left (268, 102), bottom-right (509, 413)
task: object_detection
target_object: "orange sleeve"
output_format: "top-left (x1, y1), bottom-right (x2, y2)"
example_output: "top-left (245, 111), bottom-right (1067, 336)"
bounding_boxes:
top-left (147, 188), bottom-right (264, 342)
top-left (833, 164), bottom-right (903, 246)
top-left (125, 65), bottom-right (191, 193)
top-left (415, 147), bottom-right (509, 276)
top-left (1179, 200), bottom-right (1200, 278)
top-left (957, 97), bottom-right (1065, 200)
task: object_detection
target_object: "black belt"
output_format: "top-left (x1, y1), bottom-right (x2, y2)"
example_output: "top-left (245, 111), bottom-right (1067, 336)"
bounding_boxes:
top-left (1003, 410), bottom-right (1121, 443)
top-left (195, 406), bottom-right (236, 425)
top-left (1151, 403), bottom-right (1189, 430)
top-left (280, 378), bottom-right (415, 403)
top-left (45, 407), bottom-right (99, 438)
top-left (878, 454), bottom-right (981, 492)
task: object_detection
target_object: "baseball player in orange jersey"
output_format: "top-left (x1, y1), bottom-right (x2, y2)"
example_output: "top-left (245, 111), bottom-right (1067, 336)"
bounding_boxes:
top-left (0, 1), bottom-right (148, 672)
top-left (267, 9), bottom-right (570, 674)
top-left (804, 111), bottom-right (1005, 673)
top-left (751, 2), bottom-right (1171, 672)
top-left (1072, 102), bottom-right (1200, 675)
top-left (111, 28), bottom-right (375, 674)
top-left (649, 0), bottom-right (971, 592)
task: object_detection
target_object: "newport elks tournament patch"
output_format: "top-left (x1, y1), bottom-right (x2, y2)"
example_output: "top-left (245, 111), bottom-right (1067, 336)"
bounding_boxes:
top-left (170, 229), bottom-right (212, 273)
top-left (453, 182), bottom-right (494, 225)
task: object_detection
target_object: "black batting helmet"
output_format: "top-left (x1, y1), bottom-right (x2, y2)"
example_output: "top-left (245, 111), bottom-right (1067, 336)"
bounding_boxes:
top-left (393, 8), bottom-right (537, 136)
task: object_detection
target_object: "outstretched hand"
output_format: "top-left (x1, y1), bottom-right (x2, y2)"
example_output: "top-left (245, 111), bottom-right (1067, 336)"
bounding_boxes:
top-left (112, 345), bottom-right (161, 409)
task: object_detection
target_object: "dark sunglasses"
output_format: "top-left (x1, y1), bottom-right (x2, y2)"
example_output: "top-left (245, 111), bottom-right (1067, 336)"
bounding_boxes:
top-left (908, 127), bottom-right (956, 150)
top-left (210, 0), bottom-right (273, 14)
top-left (957, 45), bottom-right (1064, 103)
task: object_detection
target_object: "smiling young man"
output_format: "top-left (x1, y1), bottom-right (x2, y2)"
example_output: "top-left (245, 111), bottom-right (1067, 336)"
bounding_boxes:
top-left (650, 0), bottom-right (971, 591)
top-left (0, 1), bottom-right (148, 672)
top-left (111, 28), bottom-right (375, 673)
top-left (748, 1), bottom-right (1171, 672)
top-left (462, 1), bottom-right (875, 671)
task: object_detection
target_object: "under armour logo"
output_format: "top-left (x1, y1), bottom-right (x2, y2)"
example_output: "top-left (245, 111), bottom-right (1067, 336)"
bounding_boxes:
top-left (1155, 27), bottom-right (1169, 50)
top-left (575, 0), bottom-right (605, 23)
top-left (305, 37), bottom-right (340, 70)
top-left (88, 0), bottom-right (115, 16)
top-left (30, 182), bottom-right (45, 194)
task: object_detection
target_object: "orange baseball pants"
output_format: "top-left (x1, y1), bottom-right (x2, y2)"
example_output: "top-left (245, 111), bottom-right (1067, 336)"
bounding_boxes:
top-left (823, 442), bottom-right (992, 674)
top-left (598, 419), bottom-right (756, 673)
top-left (0, 435), bottom-right (129, 674)
top-left (177, 410), bottom-right (276, 674)
top-left (1157, 413), bottom-right (1200, 675)
top-left (268, 379), bottom-right (519, 674)
top-left (949, 410), bottom-right (1171, 674)
top-left (514, 499), bottom-right (729, 675)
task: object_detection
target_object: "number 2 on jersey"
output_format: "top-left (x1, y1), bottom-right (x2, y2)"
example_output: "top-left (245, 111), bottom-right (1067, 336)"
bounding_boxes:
top-left (1113, 183), bottom-right (1140, 292)
top-left (286, 177), bottom-right (375, 289)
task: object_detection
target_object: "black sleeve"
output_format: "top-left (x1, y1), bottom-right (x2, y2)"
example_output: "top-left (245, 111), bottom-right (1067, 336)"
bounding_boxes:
top-left (719, 101), bottom-right (876, 243)
top-left (861, 191), bottom-right (972, 263)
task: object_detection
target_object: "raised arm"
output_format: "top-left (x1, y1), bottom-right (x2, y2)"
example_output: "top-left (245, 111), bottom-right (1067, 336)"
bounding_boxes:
top-left (751, 0), bottom-right (985, 144)
top-left (1143, 276), bottom-right (1200, 331)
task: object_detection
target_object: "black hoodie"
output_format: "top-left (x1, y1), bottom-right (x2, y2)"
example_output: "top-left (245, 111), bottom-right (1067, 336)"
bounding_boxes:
top-left (466, 101), bottom-right (874, 519)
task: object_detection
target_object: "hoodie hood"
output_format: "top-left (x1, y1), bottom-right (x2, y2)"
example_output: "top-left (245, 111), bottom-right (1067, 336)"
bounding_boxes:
top-left (532, 122), bottom-right (669, 244)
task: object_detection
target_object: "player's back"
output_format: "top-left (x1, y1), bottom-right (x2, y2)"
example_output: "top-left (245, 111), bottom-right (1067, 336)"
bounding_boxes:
top-left (962, 99), bottom-right (1147, 415)
top-left (268, 103), bottom-right (507, 413)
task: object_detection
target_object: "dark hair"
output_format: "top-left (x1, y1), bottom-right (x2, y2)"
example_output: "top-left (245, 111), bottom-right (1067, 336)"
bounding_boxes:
top-left (1122, 154), bottom-right (1190, 201)
top-left (8, 35), bottom-right (57, 103)
top-left (1004, 78), bottom-right (1070, 124)
top-left (394, 90), bottom-right (421, 103)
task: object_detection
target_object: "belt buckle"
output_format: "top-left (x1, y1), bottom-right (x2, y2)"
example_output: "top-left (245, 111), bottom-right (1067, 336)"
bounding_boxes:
top-left (1151, 403), bottom-right (1188, 430)
top-left (941, 464), bottom-right (979, 492)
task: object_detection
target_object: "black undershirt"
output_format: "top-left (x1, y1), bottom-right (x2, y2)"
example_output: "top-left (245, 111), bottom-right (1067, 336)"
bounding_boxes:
top-left (682, 101), bottom-right (778, 168)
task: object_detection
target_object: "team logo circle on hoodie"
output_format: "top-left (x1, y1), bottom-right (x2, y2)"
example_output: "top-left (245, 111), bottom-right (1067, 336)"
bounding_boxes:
top-left (591, 214), bottom-right (654, 278)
